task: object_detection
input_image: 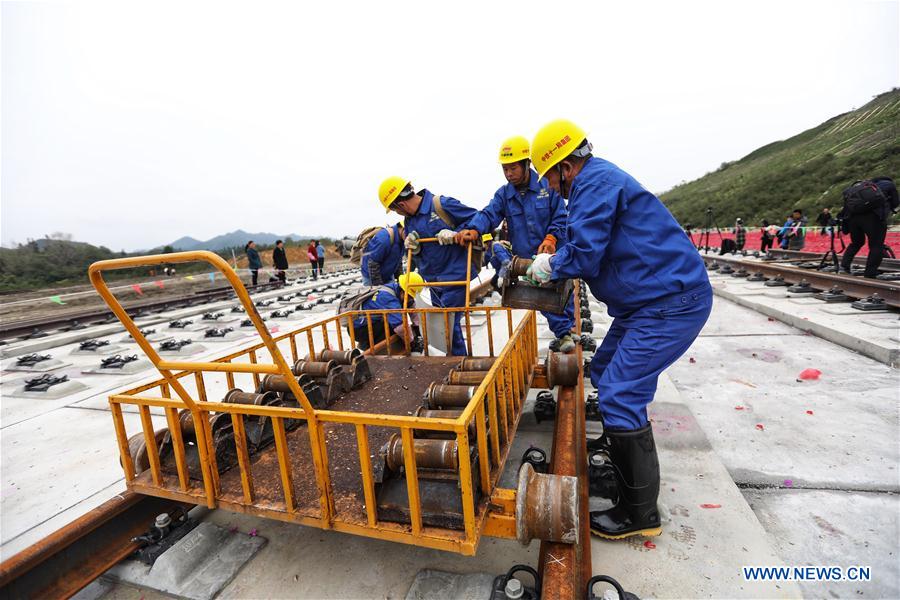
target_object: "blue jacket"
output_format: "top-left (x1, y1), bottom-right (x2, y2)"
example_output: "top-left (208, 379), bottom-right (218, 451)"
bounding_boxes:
top-left (466, 170), bottom-right (568, 257)
top-left (316, 244), bottom-right (325, 259)
top-left (486, 240), bottom-right (512, 271)
top-left (361, 224), bottom-right (404, 285)
top-left (550, 156), bottom-right (709, 317)
top-left (404, 190), bottom-right (478, 281)
top-left (353, 283), bottom-right (403, 331)
top-left (246, 247), bottom-right (262, 270)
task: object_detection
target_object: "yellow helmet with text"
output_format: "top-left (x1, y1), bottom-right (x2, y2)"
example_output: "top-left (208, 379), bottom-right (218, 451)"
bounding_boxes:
top-left (498, 135), bottom-right (531, 165)
top-left (531, 119), bottom-right (588, 178)
top-left (378, 176), bottom-right (411, 212)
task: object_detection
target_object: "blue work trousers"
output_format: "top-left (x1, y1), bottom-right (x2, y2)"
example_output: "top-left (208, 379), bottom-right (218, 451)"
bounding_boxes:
top-left (542, 294), bottom-right (575, 339)
top-left (591, 285), bottom-right (712, 430)
top-left (430, 285), bottom-right (468, 356)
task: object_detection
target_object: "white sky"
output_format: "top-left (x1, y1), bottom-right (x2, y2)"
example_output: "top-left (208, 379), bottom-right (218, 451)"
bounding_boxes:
top-left (2, 0), bottom-right (898, 251)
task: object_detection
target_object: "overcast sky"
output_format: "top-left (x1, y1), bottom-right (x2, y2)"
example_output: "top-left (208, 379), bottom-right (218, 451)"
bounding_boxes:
top-left (2, 1), bottom-right (898, 251)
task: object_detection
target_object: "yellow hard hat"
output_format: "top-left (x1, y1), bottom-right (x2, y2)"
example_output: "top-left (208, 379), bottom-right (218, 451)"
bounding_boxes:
top-left (531, 119), bottom-right (587, 178)
top-left (498, 136), bottom-right (530, 165)
top-left (481, 233), bottom-right (493, 242)
top-left (378, 176), bottom-right (411, 212)
top-left (398, 271), bottom-right (426, 296)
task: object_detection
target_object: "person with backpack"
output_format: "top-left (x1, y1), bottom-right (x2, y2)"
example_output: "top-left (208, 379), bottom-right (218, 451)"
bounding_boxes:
top-left (272, 240), bottom-right (288, 283)
top-left (378, 176), bottom-right (479, 356)
top-left (349, 272), bottom-right (425, 351)
top-left (785, 209), bottom-right (808, 250)
top-left (357, 223), bottom-right (405, 286)
top-left (760, 220), bottom-right (777, 253)
top-left (525, 119), bottom-right (712, 542)
top-left (307, 241), bottom-right (319, 279)
top-left (839, 177), bottom-right (899, 278)
top-left (245, 241), bottom-right (262, 286)
top-left (451, 136), bottom-right (577, 353)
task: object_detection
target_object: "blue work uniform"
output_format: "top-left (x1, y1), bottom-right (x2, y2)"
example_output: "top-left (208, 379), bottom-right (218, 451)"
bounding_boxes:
top-left (352, 283), bottom-right (404, 349)
top-left (465, 170), bottom-right (575, 338)
top-left (404, 190), bottom-right (478, 356)
top-left (361, 224), bottom-right (404, 286)
top-left (550, 156), bottom-right (712, 430)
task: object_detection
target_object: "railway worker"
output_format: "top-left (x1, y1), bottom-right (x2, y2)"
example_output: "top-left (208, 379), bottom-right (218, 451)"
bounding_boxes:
top-left (453, 136), bottom-right (577, 352)
top-left (525, 119), bottom-right (712, 540)
top-left (378, 177), bottom-right (479, 356)
top-left (361, 222), bottom-right (406, 286)
top-left (352, 272), bottom-right (426, 350)
top-left (839, 177), bottom-right (899, 278)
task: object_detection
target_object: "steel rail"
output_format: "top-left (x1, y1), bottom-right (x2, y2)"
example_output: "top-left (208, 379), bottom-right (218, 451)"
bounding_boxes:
top-left (0, 491), bottom-right (190, 600)
top-left (702, 254), bottom-right (900, 307)
top-left (762, 249), bottom-right (900, 271)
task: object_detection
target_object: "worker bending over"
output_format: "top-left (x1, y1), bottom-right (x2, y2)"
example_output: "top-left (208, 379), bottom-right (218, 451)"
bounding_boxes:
top-left (455, 136), bottom-right (577, 352)
top-left (352, 272), bottom-right (425, 350)
top-left (526, 120), bottom-right (712, 540)
top-left (378, 177), bottom-right (478, 356)
top-left (361, 222), bottom-right (406, 285)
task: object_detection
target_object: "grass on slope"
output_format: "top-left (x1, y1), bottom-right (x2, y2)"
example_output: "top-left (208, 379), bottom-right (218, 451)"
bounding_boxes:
top-left (661, 88), bottom-right (900, 228)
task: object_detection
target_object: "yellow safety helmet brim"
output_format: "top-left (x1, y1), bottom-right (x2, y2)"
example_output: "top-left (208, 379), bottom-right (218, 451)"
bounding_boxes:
top-left (398, 271), bottom-right (426, 296)
top-left (378, 176), bottom-right (411, 213)
top-left (531, 120), bottom-right (587, 178)
top-left (481, 233), bottom-right (493, 242)
top-left (498, 135), bottom-right (531, 165)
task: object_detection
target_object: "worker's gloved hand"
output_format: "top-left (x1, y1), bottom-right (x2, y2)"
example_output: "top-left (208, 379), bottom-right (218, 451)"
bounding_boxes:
top-left (537, 234), bottom-right (557, 255)
top-left (436, 229), bottom-right (457, 245)
top-left (455, 229), bottom-right (479, 246)
top-left (525, 253), bottom-right (554, 285)
top-left (404, 231), bottom-right (421, 255)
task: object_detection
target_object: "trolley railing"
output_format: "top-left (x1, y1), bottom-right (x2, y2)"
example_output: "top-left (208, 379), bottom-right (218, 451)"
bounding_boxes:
top-left (90, 251), bottom-right (537, 555)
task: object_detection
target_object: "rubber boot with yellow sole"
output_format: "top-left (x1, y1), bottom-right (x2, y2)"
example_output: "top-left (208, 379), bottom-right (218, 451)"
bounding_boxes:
top-left (589, 424), bottom-right (662, 539)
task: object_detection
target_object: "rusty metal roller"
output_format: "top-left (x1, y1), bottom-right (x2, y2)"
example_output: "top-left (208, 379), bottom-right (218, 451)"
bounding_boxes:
top-left (459, 357), bottom-right (496, 371)
top-left (124, 429), bottom-right (167, 472)
top-left (316, 348), bottom-right (362, 365)
top-left (384, 433), bottom-right (459, 472)
top-left (508, 256), bottom-right (533, 278)
top-left (446, 369), bottom-right (488, 386)
top-left (412, 406), bottom-right (475, 439)
top-left (222, 388), bottom-right (278, 405)
top-left (423, 382), bottom-right (475, 409)
top-left (260, 373), bottom-right (306, 394)
top-left (545, 352), bottom-right (580, 388)
top-left (515, 462), bottom-right (579, 546)
top-left (291, 359), bottom-right (337, 378)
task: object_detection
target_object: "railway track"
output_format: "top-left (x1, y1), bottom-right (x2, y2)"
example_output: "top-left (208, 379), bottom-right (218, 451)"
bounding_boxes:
top-left (702, 254), bottom-right (900, 308)
top-left (0, 280), bottom-right (290, 343)
top-left (0, 492), bottom-right (190, 599)
top-left (700, 247), bottom-right (900, 272)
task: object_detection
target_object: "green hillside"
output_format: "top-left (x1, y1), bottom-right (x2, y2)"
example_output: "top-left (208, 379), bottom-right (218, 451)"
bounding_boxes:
top-left (660, 88), bottom-right (900, 227)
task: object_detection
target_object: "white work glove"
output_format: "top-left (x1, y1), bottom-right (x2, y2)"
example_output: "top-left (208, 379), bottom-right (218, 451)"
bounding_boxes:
top-left (404, 231), bottom-right (421, 255)
top-left (525, 253), bottom-right (554, 285)
top-left (436, 229), bottom-right (457, 245)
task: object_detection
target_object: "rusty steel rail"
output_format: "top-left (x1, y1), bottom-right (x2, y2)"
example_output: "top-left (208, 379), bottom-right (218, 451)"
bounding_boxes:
top-left (762, 249), bottom-right (900, 272)
top-left (538, 280), bottom-right (591, 598)
top-left (0, 491), bottom-right (189, 599)
top-left (703, 254), bottom-right (900, 308)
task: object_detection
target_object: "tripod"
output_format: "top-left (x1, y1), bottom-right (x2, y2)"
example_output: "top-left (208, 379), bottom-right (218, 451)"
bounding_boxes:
top-left (698, 207), bottom-right (723, 254)
top-left (818, 220), bottom-right (845, 272)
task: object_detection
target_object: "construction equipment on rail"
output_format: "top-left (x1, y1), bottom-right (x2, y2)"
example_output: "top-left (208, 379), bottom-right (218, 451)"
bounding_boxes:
top-left (84, 248), bottom-right (594, 596)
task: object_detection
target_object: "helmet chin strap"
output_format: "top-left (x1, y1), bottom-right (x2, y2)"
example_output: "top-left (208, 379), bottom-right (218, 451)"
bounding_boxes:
top-left (556, 163), bottom-right (571, 199)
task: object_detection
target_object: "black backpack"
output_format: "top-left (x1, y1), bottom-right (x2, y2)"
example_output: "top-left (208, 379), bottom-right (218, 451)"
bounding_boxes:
top-left (842, 180), bottom-right (887, 216)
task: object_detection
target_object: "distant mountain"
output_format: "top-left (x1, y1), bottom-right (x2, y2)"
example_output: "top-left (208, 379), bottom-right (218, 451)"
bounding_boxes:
top-left (661, 88), bottom-right (900, 227)
top-left (160, 230), bottom-right (305, 252)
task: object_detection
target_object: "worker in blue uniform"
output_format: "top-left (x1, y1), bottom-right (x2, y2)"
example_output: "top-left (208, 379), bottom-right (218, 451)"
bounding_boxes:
top-left (361, 222), bottom-right (405, 286)
top-left (377, 177), bottom-right (478, 356)
top-left (527, 119), bottom-right (712, 541)
top-left (455, 136), bottom-right (577, 352)
top-left (353, 272), bottom-right (425, 350)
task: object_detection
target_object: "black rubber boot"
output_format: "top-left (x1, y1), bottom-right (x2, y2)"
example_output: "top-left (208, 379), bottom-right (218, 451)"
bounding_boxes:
top-left (589, 424), bottom-right (662, 539)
